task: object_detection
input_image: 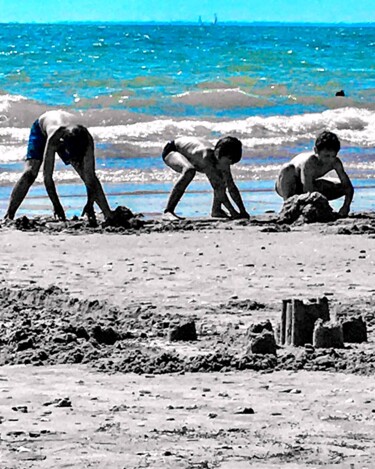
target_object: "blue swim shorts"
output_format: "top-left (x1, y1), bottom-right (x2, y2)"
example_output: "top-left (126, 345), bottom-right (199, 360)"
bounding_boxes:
top-left (26, 120), bottom-right (47, 161)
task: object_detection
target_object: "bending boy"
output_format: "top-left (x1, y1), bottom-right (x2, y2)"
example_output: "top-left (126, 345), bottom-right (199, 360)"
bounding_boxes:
top-left (162, 136), bottom-right (250, 220)
top-left (275, 131), bottom-right (353, 217)
top-left (5, 110), bottom-right (114, 224)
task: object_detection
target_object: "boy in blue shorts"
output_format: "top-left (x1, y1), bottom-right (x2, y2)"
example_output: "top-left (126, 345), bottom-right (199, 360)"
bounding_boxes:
top-left (5, 110), bottom-right (114, 224)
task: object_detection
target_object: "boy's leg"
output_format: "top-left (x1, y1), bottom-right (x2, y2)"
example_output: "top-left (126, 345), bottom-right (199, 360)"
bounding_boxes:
top-left (5, 160), bottom-right (42, 219)
top-left (163, 151), bottom-right (196, 218)
top-left (314, 178), bottom-right (345, 200)
top-left (275, 164), bottom-right (299, 200)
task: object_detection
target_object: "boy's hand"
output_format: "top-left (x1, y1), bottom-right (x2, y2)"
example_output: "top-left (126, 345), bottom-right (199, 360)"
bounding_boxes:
top-left (338, 206), bottom-right (350, 218)
top-left (229, 211), bottom-right (243, 220)
top-left (238, 211), bottom-right (250, 219)
top-left (54, 205), bottom-right (66, 221)
top-left (211, 208), bottom-right (230, 219)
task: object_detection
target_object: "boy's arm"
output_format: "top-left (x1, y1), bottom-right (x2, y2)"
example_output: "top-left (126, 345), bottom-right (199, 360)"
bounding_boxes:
top-left (205, 167), bottom-right (240, 218)
top-left (300, 158), bottom-right (316, 193)
top-left (334, 158), bottom-right (354, 216)
top-left (219, 161), bottom-right (250, 218)
top-left (43, 128), bottom-right (66, 221)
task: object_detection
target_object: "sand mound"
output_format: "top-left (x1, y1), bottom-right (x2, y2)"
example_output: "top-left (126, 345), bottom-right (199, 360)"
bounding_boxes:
top-left (2, 214), bottom-right (230, 235)
top-left (278, 192), bottom-right (338, 224)
top-left (102, 206), bottom-right (144, 228)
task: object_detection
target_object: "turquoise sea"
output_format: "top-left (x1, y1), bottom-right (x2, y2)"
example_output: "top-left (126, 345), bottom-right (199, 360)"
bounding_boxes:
top-left (0, 23), bottom-right (374, 218)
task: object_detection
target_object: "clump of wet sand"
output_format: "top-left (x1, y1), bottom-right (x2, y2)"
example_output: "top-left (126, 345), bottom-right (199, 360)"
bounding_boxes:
top-left (2, 209), bottom-right (375, 237)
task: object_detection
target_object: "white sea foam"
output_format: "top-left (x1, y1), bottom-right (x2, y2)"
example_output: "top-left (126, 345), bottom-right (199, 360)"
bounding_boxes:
top-left (91, 107), bottom-right (375, 149)
top-left (0, 145), bottom-right (26, 162)
top-left (0, 108), bottom-right (374, 166)
top-left (0, 93), bottom-right (27, 113)
top-left (0, 171), bottom-right (25, 185)
top-left (172, 88), bottom-right (270, 109)
top-left (0, 165), bottom-right (285, 187)
top-left (0, 128), bottom-right (29, 141)
top-left (1, 161), bottom-right (373, 188)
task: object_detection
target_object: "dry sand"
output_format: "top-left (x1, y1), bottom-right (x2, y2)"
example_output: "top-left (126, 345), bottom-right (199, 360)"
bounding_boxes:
top-left (0, 214), bottom-right (374, 468)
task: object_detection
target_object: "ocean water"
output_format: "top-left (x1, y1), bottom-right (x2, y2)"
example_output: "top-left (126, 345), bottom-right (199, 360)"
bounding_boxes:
top-left (0, 22), bottom-right (374, 218)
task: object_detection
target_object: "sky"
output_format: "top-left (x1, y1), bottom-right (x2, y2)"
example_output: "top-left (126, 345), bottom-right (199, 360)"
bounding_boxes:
top-left (0, 0), bottom-right (373, 24)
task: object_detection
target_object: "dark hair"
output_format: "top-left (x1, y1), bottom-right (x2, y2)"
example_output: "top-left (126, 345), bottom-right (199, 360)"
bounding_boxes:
top-left (63, 125), bottom-right (91, 161)
top-left (315, 131), bottom-right (340, 153)
top-left (214, 136), bottom-right (242, 164)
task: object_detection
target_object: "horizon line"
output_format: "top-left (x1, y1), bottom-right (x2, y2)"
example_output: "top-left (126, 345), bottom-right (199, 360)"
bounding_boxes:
top-left (0, 20), bottom-right (374, 26)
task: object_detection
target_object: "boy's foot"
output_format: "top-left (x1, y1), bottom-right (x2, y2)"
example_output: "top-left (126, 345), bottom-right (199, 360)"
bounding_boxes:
top-left (161, 211), bottom-right (185, 221)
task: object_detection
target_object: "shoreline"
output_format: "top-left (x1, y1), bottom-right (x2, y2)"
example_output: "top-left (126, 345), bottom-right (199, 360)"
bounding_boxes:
top-left (0, 180), bottom-right (375, 219)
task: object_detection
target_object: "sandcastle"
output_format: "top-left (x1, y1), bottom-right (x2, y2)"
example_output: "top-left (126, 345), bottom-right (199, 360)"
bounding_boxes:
top-left (279, 297), bottom-right (330, 346)
top-left (277, 297), bottom-right (367, 348)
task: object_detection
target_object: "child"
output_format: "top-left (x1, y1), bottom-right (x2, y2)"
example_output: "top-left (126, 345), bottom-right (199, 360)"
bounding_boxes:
top-left (275, 130), bottom-right (353, 217)
top-left (5, 110), bottom-right (114, 224)
top-left (162, 136), bottom-right (250, 220)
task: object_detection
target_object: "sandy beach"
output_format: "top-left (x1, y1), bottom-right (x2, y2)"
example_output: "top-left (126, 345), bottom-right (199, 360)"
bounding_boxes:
top-left (0, 214), bottom-right (375, 468)
top-left (0, 15), bottom-right (375, 469)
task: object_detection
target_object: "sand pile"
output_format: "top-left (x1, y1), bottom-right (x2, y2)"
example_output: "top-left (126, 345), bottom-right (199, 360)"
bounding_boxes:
top-left (278, 192), bottom-right (338, 224)
top-left (2, 211), bottom-right (375, 238)
top-left (3, 214), bottom-right (233, 235)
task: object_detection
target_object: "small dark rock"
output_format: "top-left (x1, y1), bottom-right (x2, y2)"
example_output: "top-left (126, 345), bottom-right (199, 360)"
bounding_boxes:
top-left (15, 216), bottom-right (36, 231)
top-left (12, 406), bottom-right (28, 413)
top-left (76, 326), bottom-right (90, 340)
top-left (11, 329), bottom-right (31, 343)
top-left (247, 331), bottom-right (277, 355)
top-left (169, 321), bottom-right (197, 342)
top-left (91, 325), bottom-right (120, 345)
top-left (235, 407), bottom-right (255, 414)
top-left (313, 320), bottom-right (344, 349)
top-left (72, 350), bottom-right (84, 363)
top-left (17, 338), bottom-right (34, 351)
top-left (55, 397), bottom-right (72, 408)
top-left (342, 317), bottom-right (367, 343)
top-left (54, 334), bottom-right (67, 344)
top-left (246, 320), bottom-right (273, 338)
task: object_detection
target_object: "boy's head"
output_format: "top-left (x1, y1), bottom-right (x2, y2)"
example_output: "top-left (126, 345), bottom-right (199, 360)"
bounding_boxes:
top-left (214, 136), bottom-right (242, 164)
top-left (315, 131), bottom-right (340, 154)
top-left (61, 125), bottom-right (91, 162)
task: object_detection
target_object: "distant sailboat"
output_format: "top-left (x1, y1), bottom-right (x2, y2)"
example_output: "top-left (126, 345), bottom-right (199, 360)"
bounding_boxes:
top-left (198, 14), bottom-right (217, 26)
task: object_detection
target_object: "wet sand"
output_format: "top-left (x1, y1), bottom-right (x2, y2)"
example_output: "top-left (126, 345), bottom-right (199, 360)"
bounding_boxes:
top-left (0, 214), bottom-right (375, 468)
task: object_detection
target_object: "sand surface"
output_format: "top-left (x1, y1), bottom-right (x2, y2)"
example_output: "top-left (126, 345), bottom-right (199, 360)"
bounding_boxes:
top-left (1, 366), bottom-right (374, 469)
top-left (0, 214), bottom-right (375, 468)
